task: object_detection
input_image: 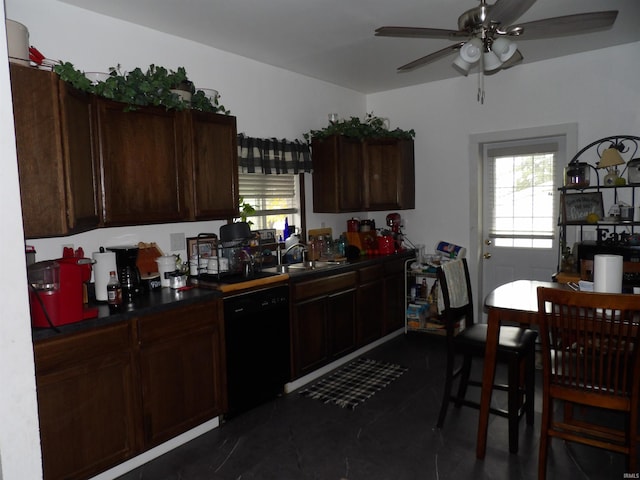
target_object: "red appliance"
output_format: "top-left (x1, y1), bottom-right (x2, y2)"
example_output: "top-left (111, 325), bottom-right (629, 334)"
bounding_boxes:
top-left (377, 235), bottom-right (395, 255)
top-left (28, 258), bottom-right (98, 328)
top-left (386, 212), bottom-right (402, 234)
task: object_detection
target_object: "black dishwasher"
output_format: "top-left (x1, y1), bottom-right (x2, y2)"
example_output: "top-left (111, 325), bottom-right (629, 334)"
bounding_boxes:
top-left (223, 284), bottom-right (290, 417)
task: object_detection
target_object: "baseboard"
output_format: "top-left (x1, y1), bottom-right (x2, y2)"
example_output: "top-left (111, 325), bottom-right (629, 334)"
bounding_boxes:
top-left (88, 417), bottom-right (220, 480)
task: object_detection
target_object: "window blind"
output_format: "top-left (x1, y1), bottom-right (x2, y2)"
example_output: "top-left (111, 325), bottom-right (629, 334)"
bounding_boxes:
top-left (486, 139), bottom-right (559, 243)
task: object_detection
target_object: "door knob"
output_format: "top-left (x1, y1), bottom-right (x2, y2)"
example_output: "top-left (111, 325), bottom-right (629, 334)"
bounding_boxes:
top-left (484, 239), bottom-right (492, 246)
top-left (483, 252), bottom-right (492, 259)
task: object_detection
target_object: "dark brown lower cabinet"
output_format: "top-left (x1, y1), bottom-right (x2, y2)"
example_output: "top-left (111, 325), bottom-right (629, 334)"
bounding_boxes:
top-left (34, 323), bottom-right (141, 480)
top-left (357, 264), bottom-right (385, 345)
top-left (136, 300), bottom-right (227, 446)
top-left (383, 258), bottom-right (408, 334)
top-left (290, 272), bottom-right (357, 378)
top-left (33, 298), bottom-right (226, 480)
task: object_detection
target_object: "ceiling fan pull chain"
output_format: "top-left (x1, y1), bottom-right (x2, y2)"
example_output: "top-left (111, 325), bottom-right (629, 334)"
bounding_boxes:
top-left (477, 57), bottom-right (485, 104)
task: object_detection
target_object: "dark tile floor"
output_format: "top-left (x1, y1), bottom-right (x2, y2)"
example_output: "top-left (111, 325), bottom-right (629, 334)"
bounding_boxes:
top-left (118, 333), bottom-right (634, 480)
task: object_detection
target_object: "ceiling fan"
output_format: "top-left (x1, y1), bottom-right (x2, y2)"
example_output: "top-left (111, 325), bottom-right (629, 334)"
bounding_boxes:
top-left (375, 0), bottom-right (618, 101)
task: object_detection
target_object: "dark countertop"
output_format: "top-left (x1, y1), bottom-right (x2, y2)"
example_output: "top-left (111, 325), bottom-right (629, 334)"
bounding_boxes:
top-left (32, 250), bottom-right (416, 343)
top-left (32, 287), bottom-right (221, 342)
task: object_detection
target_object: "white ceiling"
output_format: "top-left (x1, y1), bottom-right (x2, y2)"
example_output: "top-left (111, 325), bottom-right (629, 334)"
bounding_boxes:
top-left (59, 0), bottom-right (640, 94)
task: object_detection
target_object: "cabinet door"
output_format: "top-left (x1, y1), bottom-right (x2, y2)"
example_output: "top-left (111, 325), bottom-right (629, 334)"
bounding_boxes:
top-left (384, 270), bottom-right (406, 333)
top-left (327, 288), bottom-right (357, 357)
top-left (10, 63), bottom-right (98, 238)
top-left (312, 135), bottom-right (363, 212)
top-left (364, 138), bottom-right (415, 210)
top-left (34, 323), bottom-right (139, 480)
top-left (95, 100), bottom-right (186, 226)
top-left (184, 111), bottom-right (239, 219)
top-left (136, 300), bottom-right (226, 447)
top-left (357, 265), bottom-right (385, 345)
top-left (291, 296), bottom-right (329, 377)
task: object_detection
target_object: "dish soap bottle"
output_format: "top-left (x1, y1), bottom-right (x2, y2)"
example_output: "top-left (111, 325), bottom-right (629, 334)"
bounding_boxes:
top-left (107, 270), bottom-right (123, 313)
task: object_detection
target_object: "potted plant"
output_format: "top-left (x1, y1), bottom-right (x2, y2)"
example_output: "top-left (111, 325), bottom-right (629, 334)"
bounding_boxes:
top-left (237, 196), bottom-right (256, 226)
top-left (54, 62), bottom-right (231, 114)
top-left (303, 112), bottom-right (415, 142)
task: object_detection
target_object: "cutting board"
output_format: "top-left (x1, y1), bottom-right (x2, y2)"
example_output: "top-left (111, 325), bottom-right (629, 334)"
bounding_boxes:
top-left (137, 242), bottom-right (164, 276)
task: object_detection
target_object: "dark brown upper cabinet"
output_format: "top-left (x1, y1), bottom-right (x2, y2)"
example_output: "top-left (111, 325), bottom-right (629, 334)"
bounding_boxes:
top-left (181, 110), bottom-right (239, 220)
top-left (94, 99), bottom-right (188, 226)
top-left (311, 135), bottom-right (415, 213)
top-left (10, 63), bottom-right (99, 238)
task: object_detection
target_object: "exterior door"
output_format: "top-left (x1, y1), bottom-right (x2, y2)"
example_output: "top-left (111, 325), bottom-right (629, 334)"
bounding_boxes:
top-left (480, 136), bottom-right (565, 315)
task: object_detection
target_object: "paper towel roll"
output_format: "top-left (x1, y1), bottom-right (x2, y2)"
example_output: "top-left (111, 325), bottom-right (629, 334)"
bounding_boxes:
top-left (93, 251), bottom-right (117, 301)
top-left (593, 254), bottom-right (623, 294)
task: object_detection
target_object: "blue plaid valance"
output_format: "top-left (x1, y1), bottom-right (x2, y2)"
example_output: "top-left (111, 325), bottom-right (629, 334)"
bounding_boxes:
top-left (237, 133), bottom-right (312, 174)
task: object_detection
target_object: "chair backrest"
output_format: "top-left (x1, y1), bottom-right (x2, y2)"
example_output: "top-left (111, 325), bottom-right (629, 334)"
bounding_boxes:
top-left (437, 258), bottom-right (474, 336)
top-left (536, 287), bottom-right (640, 403)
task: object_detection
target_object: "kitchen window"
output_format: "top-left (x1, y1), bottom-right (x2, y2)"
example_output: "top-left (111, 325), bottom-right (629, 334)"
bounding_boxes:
top-left (239, 172), bottom-right (301, 237)
top-left (237, 134), bottom-right (311, 238)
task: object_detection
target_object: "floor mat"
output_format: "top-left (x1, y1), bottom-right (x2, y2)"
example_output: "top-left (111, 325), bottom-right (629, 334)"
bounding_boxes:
top-left (299, 357), bottom-right (408, 410)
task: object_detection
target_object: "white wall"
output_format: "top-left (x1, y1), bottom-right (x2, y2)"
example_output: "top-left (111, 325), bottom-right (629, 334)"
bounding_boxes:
top-left (368, 42), bottom-right (640, 292)
top-left (2, 0), bottom-right (640, 478)
top-left (0, 5), bottom-right (42, 480)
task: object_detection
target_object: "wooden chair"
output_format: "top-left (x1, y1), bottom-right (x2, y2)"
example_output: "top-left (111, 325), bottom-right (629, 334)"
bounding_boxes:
top-left (536, 287), bottom-right (640, 480)
top-left (436, 259), bottom-right (538, 453)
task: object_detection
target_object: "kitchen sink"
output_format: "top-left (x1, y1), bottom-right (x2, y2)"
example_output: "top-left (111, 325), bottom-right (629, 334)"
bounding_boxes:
top-left (287, 261), bottom-right (337, 270)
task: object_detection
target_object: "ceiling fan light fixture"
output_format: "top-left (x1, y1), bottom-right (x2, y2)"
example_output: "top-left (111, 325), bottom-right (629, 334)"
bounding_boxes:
top-left (483, 50), bottom-right (502, 71)
top-left (452, 54), bottom-right (473, 75)
top-left (459, 37), bottom-right (483, 63)
top-left (491, 36), bottom-right (518, 62)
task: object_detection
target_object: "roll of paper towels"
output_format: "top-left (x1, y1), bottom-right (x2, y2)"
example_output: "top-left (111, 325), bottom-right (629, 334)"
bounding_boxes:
top-left (93, 251), bottom-right (117, 301)
top-left (593, 254), bottom-right (623, 294)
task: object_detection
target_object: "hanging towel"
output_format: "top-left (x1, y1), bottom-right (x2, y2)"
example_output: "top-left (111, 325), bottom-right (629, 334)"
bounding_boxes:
top-left (437, 259), bottom-right (469, 315)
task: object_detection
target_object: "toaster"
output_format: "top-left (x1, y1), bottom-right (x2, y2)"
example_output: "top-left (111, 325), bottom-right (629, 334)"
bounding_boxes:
top-left (628, 159), bottom-right (640, 184)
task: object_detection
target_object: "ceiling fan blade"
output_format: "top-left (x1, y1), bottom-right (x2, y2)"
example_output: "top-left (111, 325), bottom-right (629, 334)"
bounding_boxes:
top-left (375, 26), bottom-right (467, 40)
top-left (397, 43), bottom-right (464, 72)
top-left (517, 11), bottom-right (618, 40)
top-left (487, 0), bottom-right (537, 27)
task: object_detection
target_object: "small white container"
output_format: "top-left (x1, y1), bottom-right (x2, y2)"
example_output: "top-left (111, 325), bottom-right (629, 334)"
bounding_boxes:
top-left (156, 255), bottom-right (177, 287)
top-left (6, 19), bottom-right (29, 65)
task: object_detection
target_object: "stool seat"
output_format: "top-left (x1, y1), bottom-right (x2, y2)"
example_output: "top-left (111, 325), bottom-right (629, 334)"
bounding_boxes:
top-left (435, 259), bottom-right (537, 454)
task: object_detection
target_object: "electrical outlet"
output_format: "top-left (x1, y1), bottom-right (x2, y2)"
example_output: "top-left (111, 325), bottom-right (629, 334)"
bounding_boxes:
top-left (170, 233), bottom-right (185, 251)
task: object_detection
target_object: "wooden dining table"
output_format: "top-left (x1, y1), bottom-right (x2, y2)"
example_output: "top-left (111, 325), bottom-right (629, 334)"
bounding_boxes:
top-left (476, 279), bottom-right (567, 459)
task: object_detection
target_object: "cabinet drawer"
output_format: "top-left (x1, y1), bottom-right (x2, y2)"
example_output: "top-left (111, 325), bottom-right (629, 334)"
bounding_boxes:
top-left (136, 300), bottom-right (221, 344)
top-left (34, 322), bottom-right (131, 374)
top-left (358, 264), bottom-right (384, 283)
top-left (292, 271), bottom-right (357, 301)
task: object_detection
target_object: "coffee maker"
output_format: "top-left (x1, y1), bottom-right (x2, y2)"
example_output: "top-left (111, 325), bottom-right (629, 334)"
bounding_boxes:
top-left (28, 258), bottom-right (99, 328)
top-left (108, 246), bottom-right (142, 299)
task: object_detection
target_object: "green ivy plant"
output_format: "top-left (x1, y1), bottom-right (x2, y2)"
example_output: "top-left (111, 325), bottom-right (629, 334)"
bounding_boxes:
top-left (237, 196), bottom-right (256, 226)
top-left (303, 112), bottom-right (415, 142)
top-left (53, 62), bottom-right (230, 114)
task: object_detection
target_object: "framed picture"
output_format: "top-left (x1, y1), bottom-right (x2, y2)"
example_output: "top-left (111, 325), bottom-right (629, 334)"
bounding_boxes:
top-left (255, 229), bottom-right (277, 245)
top-left (561, 192), bottom-right (604, 224)
top-left (186, 235), bottom-right (218, 258)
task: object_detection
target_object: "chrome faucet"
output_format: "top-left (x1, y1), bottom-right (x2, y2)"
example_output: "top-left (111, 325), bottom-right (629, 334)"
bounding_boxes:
top-left (276, 242), bottom-right (310, 272)
top-left (281, 242), bottom-right (307, 261)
